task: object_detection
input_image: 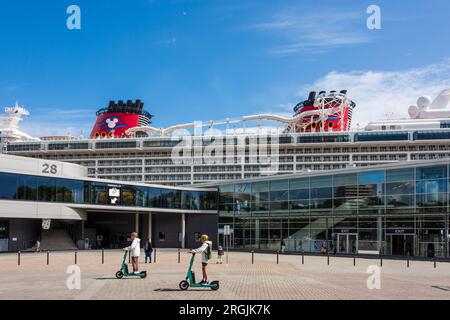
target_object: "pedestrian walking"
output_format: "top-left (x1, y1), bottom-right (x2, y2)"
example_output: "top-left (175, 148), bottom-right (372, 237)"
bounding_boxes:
top-left (144, 239), bottom-right (153, 263)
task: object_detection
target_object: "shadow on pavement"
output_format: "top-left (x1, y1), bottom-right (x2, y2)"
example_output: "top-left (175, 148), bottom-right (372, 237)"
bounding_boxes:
top-left (154, 288), bottom-right (208, 292)
top-left (431, 285), bottom-right (450, 291)
top-left (95, 277), bottom-right (140, 280)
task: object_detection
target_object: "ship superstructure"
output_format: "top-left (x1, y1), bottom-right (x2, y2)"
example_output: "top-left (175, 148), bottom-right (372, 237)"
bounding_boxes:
top-left (3, 89), bottom-right (450, 185)
top-left (366, 89), bottom-right (450, 131)
top-left (0, 103), bottom-right (37, 143)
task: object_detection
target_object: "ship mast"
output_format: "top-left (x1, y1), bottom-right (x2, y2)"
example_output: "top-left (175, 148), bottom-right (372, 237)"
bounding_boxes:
top-left (0, 102), bottom-right (29, 130)
top-left (0, 102), bottom-right (37, 142)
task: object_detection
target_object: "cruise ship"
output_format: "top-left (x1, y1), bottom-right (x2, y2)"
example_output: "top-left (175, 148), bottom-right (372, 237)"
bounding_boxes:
top-left (2, 89), bottom-right (450, 257)
top-left (1, 89), bottom-right (450, 186)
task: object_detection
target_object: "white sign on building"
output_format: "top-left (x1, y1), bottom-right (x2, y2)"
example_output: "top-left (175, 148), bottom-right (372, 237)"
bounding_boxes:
top-left (108, 187), bottom-right (120, 197)
top-left (42, 219), bottom-right (51, 230)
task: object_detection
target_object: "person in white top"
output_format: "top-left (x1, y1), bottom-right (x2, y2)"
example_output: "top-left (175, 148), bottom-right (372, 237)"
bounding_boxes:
top-left (189, 234), bottom-right (212, 284)
top-left (124, 232), bottom-right (141, 274)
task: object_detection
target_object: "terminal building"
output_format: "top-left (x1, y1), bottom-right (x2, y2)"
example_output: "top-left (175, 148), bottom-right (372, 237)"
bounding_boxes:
top-left (1, 154), bottom-right (450, 258)
top-left (210, 160), bottom-right (450, 258)
top-left (0, 154), bottom-right (218, 252)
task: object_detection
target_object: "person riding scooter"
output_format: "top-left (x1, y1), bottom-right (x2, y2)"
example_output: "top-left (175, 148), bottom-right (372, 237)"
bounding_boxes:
top-left (189, 234), bottom-right (212, 284)
top-left (123, 232), bottom-right (141, 274)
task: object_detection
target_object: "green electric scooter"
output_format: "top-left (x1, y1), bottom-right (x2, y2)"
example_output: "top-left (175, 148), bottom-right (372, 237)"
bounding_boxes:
top-left (179, 253), bottom-right (219, 290)
top-left (115, 250), bottom-right (147, 279)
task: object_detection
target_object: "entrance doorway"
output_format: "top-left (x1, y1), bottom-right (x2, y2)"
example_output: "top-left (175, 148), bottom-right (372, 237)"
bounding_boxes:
top-left (0, 220), bottom-right (8, 252)
top-left (218, 229), bottom-right (234, 249)
top-left (389, 234), bottom-right (415, 256)
top-left (337, 233), bottom-right (358, 254)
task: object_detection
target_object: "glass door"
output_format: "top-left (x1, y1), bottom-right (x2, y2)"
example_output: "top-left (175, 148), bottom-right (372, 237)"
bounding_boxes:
top-left (348, 234), bottom-right (358, 254)
top-left (388, 234), bottom-right (415, 256)
top-left (337, 233), bottom-right (358, 254)
top-left (0, 220), bottom-right (9, 252)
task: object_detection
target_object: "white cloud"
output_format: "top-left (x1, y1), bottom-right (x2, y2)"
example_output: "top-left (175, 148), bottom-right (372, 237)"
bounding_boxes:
top-left (156, 36), bottom-right (177, 46)
top-left (2, 86), bottom-right (18, 92)
top-left (249, 9), bottom-right (370, 56)
top-left (33, 108), bottom-right (94, 116)
top-left (299, 58), bottom-right (450, 128)
top-left (20, 123), bottom-right (86, 138)
top-left (18, 107), bottom-right (94, 138)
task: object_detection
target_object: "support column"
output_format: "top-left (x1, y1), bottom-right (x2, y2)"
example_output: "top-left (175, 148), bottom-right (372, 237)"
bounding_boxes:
top-left (377, 214), bottom-right (383, 253)
top-left (255, 219), bottom-right (260, 249)
top-left (135, 213), bottom-right (139, 233)
top-left (81, 220), bottom-right (85, 239)
top-left (181, 213), bottom-right (186, 249)
top-left (445, 213), bottom-right (449, 258)
top-left (148, 212), bottom-right (152, 242)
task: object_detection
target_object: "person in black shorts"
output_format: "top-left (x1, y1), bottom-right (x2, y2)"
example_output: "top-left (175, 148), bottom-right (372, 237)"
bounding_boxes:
top-left (189, 234), bottom-right (212, 284)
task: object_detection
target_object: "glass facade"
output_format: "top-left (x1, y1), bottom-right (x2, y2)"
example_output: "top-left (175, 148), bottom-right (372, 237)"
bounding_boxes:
top-left (0, 172), bottom-right (218, 211)
top-left (218, 163), bottom-right (450, 258)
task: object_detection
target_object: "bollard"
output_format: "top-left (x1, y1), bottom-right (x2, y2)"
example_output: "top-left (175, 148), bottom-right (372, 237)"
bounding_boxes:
top-left (178, 248), bottom-right (180, 264)
top-left (302, 251), bottom-right (304, 265)
top-left (353, 253), bottom-right (356, 266)
top-left (276, 251), bottom-right (279, 264)
top-left (18, 251), bottom-right (21, 266)
top-left (154, 248), bottom-right (157, 263)
top-left (251, 251), bottom-right (254, 264)
top-left (407, 254), bottom-right (410, 268)
top-left (47, 251), bottom-right (49, 265)
top-left (75, 251), bottom-right (77, 264)
top-left (380, 253), bottom-right (383, 267)
top-left (434, 257), bottom-right (437, 269)
top-left (102, 248), bottom-right (104, 264)
top-left (327, 253), bottom-right (330, 266)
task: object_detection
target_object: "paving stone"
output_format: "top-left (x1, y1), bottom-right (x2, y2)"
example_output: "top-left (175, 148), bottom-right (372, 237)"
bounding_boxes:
top-left (0, 250), bottom-right (449, 300)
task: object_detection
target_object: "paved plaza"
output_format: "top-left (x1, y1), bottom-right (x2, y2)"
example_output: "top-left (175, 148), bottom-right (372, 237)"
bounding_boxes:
top-left (0, 249), bottom-right (450, 300)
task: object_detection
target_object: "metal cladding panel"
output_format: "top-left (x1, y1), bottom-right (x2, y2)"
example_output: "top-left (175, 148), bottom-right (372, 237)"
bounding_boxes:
top-left (0, 201), bottom-right (86, 220)
top-left (90, 112), bottom-right (140, 139)
top-left (185, 214), bottom-right (218, 249)
top-left (152, 213), bottom-right (182, 248)
top-left (0, 154), bottom-right (87, 178)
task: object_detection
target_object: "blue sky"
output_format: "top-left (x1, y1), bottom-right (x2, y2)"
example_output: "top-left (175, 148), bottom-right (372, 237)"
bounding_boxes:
top-left (1, 0), bottom-right (450, 136)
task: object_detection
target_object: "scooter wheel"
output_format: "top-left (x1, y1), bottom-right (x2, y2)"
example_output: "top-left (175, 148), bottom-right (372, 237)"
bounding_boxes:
top-left (115, 271), bottom-right (124, 279)
top-left (141, 271), bottom-right (147, 279)
top-left (179, 280), bottom-right (189, 290)
top-left (210, 281), bottom-right (219, 291)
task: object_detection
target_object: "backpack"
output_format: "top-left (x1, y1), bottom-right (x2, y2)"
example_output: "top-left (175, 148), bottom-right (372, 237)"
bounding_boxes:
top-left (205, 243), bottom-right (212, 260)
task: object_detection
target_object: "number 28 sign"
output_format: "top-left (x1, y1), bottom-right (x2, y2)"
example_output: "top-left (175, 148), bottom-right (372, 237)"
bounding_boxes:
top-left (41, 163), bottom-right (58, 175)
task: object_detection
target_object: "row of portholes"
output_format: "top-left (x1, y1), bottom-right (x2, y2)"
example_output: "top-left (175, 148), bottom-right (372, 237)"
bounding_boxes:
top-left (297, 121), bottom-right (335, 133)
top-left (94, 132), bottom-right (114, 139)
top-left (309, 121), bottom-right (335, 129)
